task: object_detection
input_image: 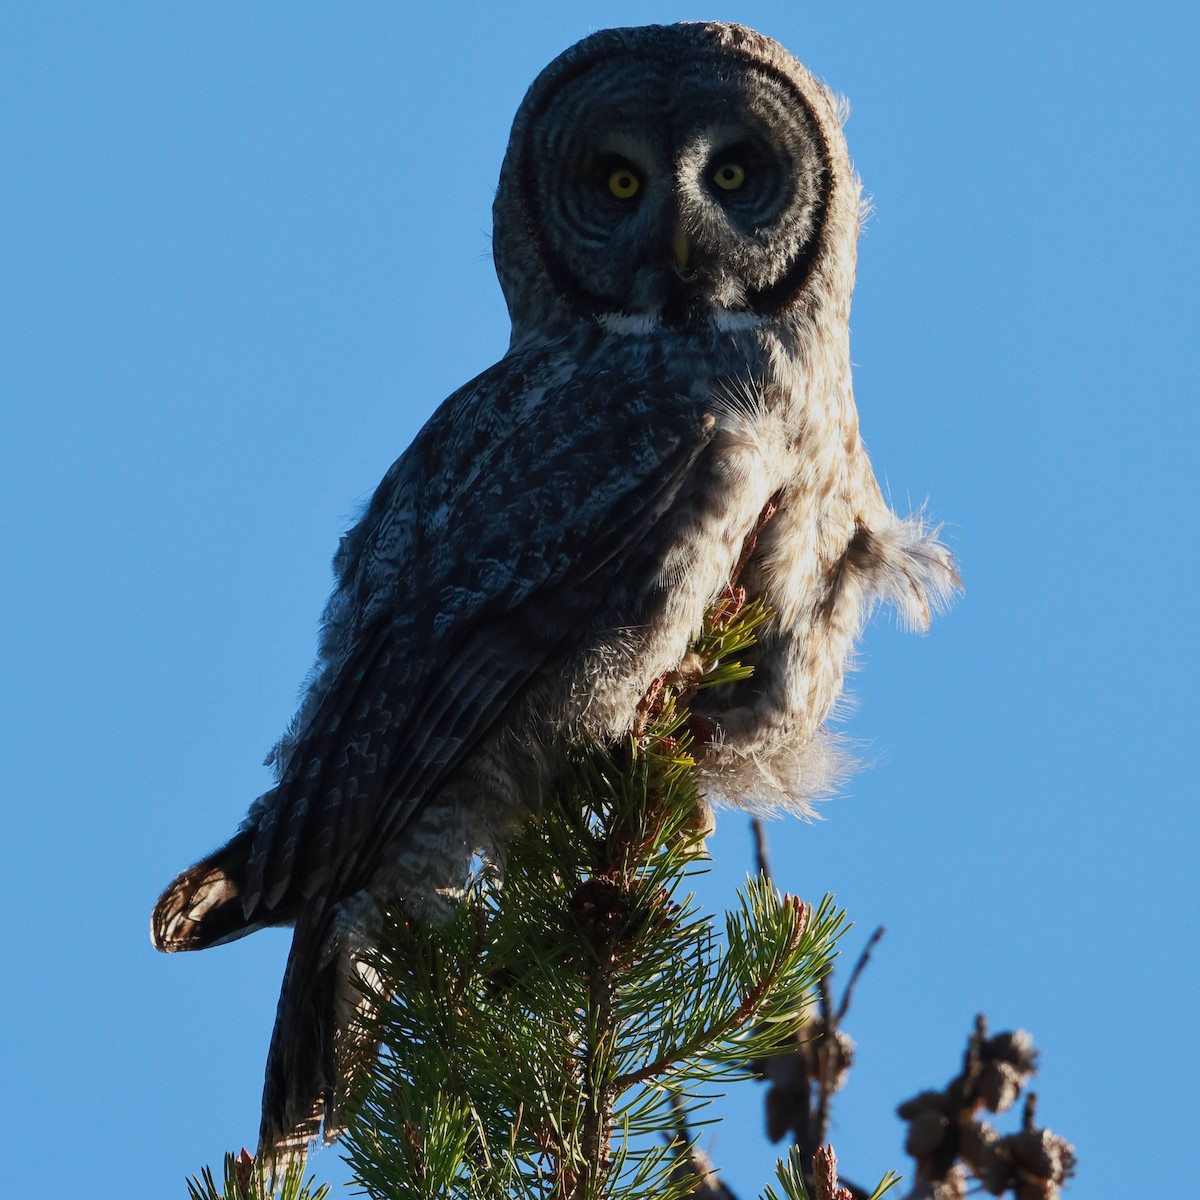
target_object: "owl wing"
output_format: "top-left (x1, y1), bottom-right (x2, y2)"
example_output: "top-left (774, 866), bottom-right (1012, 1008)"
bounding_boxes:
top-left (243, 345), bottom-right (715, 917)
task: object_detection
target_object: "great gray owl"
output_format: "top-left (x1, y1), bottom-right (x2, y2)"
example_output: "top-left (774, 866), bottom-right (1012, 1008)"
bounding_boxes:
top-left (152, 21), bottom-right (956, 1162)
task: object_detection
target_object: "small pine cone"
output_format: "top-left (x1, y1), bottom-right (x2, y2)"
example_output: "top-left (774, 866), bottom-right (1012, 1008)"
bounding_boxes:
top-left (670, 1140), bottom-right (736, 1200)
top-left (897, 1089), bottom-right (949, 1122)
top-left (905, 1108), bottom-right (951, 1160)
top-left (976, 1059), bottom-right (1025, 1114)
top-left (819, 1027), bottom-right (855, 1095)
top-left (1008, 1127), bottom-right (1077, 1199)
top-left (973, 1029), bottom-right (1037, 1112)
top-left (764, 1085), bottom-right (804, 1144)
top-left (961, 1119), bottom-right (1012, 1193)
top-left (760, 1043), bottom-right (811, 1091)
top-left (920, 1165), bottom-right (969, 1200)
top-left (685, 714), bottom-right (721, 750)
top-left (988, 1029), bottom-right (1038, 1073)
top-left (681, 793), bottom-right (716, 839)
top-left (569, 876), bottom-right (631, 949)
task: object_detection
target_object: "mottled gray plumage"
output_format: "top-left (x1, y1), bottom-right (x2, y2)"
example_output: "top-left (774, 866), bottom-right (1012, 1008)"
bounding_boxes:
top-left (152, 21), bottom-right (956, 1162)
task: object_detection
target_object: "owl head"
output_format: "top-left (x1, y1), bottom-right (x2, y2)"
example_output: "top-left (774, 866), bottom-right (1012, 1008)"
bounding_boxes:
top-left (493, 23), bottom-right (860, 344)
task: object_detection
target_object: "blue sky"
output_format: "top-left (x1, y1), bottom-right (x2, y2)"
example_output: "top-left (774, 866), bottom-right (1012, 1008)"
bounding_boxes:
top-left (3, 3), bottom-right (1196, 1197)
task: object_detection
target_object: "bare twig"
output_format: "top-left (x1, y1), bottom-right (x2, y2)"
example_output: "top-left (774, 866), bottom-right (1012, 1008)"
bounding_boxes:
top-left (667, 1094), bottom-right (739, 1200)
top-left (751, 816), bottom-right (773, 883)
top-left (835, 926), bottom-right (885, 1024)
top-left (750, 819), bottom-right (874, 1200)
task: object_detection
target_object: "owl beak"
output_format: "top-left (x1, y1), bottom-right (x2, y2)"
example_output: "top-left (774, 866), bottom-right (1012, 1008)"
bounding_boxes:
top-left (672, 226), bottom-right (691, 270)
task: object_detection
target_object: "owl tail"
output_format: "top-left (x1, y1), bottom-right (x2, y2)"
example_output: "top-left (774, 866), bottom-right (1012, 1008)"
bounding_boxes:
top-left (151, 829), bottom-right (266, 952)
top-left (258, 910), bottom-right (382, 1170)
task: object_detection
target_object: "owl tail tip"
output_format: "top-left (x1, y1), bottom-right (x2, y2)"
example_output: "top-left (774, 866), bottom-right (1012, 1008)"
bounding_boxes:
top-left (151, 829), bottom-right (260, 952)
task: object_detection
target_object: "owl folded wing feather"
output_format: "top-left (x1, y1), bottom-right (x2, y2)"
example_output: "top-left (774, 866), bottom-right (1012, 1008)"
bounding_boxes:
top-left (241, 355), bottom-right (715, 922)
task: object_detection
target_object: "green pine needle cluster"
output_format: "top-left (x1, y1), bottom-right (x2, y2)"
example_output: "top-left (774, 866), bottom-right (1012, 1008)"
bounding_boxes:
top-left (186, 1152), bottom-right (329, 1200)
top-left (339, 598), bottom-right (854, 1200)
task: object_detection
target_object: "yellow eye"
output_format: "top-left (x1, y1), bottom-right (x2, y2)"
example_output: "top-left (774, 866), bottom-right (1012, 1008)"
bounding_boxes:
top-left (607, 167), bottom-right (641, 199)
top-left (713, 162), bottom-right (746, 191)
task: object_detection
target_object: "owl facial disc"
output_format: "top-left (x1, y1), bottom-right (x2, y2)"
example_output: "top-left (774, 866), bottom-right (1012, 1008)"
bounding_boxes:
top-left (493, 23), bottom-right (836, 336)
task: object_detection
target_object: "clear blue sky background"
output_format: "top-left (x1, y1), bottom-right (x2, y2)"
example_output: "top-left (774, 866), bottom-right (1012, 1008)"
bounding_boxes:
top-left (3, 3), bottom-right (1196, 1197)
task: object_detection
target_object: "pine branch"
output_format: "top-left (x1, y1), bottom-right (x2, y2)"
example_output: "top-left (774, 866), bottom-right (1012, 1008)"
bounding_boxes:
top-left (896, 1017), bottom-right (1075, 1199)
top-left (183, 593), bottom-right (906, 1200)
top-left (338, 599), bottom-right (852, 1200)
top-left (750, 816), bottom-right (1075, 1200)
